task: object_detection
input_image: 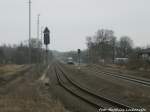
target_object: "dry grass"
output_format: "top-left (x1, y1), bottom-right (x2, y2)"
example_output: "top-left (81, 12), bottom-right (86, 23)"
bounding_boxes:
top-left (0, 64), bottom-right (24, 75)
top-left (0, 96), bottom-right (66, 112)
top-left (0, 65), bottom-right (68, 112)
top-left (64, 64), bottom-right (150, 110)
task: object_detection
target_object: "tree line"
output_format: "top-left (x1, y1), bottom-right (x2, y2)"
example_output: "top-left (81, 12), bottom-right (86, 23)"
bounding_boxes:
top-left (58, 28), bottom-right (149, 69)
top-left (0, 38), bottom-right (53, 64)
top-left (53, 29), bottom-right (134, 64)
top-left (86, 29), bottom-right (134, 63)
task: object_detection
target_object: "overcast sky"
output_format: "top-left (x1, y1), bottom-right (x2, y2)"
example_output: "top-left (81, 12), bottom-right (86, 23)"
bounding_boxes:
top-left (0, 0), bottom-right (150, 51)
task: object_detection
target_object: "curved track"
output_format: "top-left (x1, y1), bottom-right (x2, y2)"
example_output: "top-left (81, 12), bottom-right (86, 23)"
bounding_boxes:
top-left (53, 63), bottom-right (137, 112)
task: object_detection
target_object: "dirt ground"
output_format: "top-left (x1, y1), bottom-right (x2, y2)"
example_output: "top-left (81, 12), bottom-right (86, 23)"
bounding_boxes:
top-left (1, 63), bottom-right (149, 112)
top-left (0, 64), bottom-right (67, 112)
top-left (0, 64), bottom-right (25, 75)
top-left (62, 64), bottom-right (150, 111)
top-left (47, 65), bottom-right (97, 112)
top-left (96, 64), bottom-right (150, 79)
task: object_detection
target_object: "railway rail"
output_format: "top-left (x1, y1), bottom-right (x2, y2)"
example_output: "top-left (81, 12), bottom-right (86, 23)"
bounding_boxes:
top-left (53, 63), bottom-right (138, 112)
top-left (85, 65), bottom-right (150, 87)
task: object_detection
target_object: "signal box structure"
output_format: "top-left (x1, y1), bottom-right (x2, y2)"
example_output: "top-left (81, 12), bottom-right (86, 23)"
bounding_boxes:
top-left (43, 27), bottom-right (50, 45)
top-left (78, 49), bottom-right (81, 54)
top-left (77, 49), bottom-right (81, 68)
top-left (43, 27), bottom-right (50, 65)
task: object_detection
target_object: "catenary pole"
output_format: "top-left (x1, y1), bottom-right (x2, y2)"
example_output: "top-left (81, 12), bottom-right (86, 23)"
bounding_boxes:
top-left (29, 0), bottom-right (31, 64)
top-left (37, 14), bottom-right (40, 63)
top-left (37, 14), bottom-right (40, 40)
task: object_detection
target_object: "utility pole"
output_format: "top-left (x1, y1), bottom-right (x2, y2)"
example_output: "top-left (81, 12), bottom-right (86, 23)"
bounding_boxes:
top-left (112, 37), bottom-right (116, 64)
top-left (37, 14), bottom-right (40, 64)
top-left (28, 0), bottom-right (31, 64)
top-left (37, 14), bottom-right (40, 40)
top-left (41, 26), bottom-right (43, 46)
top-left (40, 26), bottom-right (43, 64)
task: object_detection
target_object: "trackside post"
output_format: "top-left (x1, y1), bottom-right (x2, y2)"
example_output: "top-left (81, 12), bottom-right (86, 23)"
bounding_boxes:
top-left (43, 27), bottom-right (50, 66)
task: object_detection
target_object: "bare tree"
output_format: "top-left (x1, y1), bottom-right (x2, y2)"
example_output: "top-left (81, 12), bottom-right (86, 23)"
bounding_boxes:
top-left (96, 29), bottom-right (114, 44)
top-left (86, 29), bottom-right (116, 63)
top-left (118, 36), bottom-right (133, 58)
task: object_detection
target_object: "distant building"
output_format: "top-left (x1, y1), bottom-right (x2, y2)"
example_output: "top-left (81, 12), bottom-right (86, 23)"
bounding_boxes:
top-left (114, 58), bottom-right (128, 64)
top-left (138, 48), bottom-right (150, 61)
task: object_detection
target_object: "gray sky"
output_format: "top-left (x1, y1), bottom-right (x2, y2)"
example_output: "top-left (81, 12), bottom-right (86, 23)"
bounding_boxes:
top-left (0, 0), bottom-right (150, 51)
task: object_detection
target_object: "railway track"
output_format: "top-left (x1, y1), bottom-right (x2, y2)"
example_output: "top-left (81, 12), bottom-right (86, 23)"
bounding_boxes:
top-left (53, 63), bottom-right (137, 112)
top-left (85, 65), bottom-right (150, 87)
